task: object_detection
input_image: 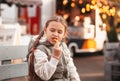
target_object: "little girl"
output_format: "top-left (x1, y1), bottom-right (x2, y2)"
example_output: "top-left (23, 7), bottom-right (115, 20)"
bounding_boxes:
top-left (27, 16), bottom-right (81, 81)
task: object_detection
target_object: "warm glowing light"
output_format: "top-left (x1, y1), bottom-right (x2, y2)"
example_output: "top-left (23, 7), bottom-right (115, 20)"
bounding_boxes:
top-left (63, 14), bottom-right (69, 20)
top-left (107, 12), bottom-right (111, 16)
top-left (75, 16), bottom-right (80, 21)
top-left (71, 2), bottom-right (75, 7)
top-left (63, 0), bottom-right (68, 5)
top-left (117, 11), bottom-right (120, 17)
top-left (112, 7), bottom-right (116, 13)
top-left (102, 14), bottom-right (107, 19)
top-left (105, 6), bottom-right (109, 10)
top-left (86, 4), bottom-right (90, 11)
top-left (79, 0), bottom-right (83, 4)
top-left (90, 5), bottom-right (94, 9)
top-left (86, 4), bottom-right (90, 8)
top-left (97, 2), bottom-right (102, 7)
top-left (99, 8), bottom-right (103, 13)
top-left (60, 0), bottom-right (117, 18)
top-left (81, 8), bottom-right (85, 13)
top-left (91, 0), bottom-right (96, 5)
top-left (93, 5), bottom-right (97, 10)
top-left (110, 8), bottom-right (115, 16)
top-left (86, 8), bottom-right (90, 12)
top-left (103, 6), bottom-right (109, 12)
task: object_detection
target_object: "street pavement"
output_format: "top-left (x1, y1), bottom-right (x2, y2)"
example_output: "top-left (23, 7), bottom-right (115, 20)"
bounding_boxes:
top-left (73, 54), bottom-right (104, 81)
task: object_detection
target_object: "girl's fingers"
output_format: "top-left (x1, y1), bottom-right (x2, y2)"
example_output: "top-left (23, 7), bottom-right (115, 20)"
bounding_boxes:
top-left (54, 42), bottom-right (60, 48)
top-left (53, 38), bottom-right (60, 47)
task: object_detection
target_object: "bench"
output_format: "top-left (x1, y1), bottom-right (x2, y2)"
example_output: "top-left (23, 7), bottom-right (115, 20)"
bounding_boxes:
top-left (103, 42), bottom-right (120, 81)
top-left (0, 45), bottom-right (28, 80)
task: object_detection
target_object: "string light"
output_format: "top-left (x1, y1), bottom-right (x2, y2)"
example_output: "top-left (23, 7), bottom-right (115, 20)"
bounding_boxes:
top-left (61, 0), bottom-right (116, 18)
top-left (71, 2), bottom-right (75, 7)
top-left (79, 0), bottom-right (83, 4)
top-left (81, 8), bottom-right (85, 13)
top-left (117, 10), bottom-right (120, 17)
top-left (63, 0), bottom-right (68, 5)
top-left (86, 4), bottom-right (90, 12)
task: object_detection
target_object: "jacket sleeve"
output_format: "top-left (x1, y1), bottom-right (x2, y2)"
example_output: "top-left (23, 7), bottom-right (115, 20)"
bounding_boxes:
top-left (62, 43), bottom-right (81, 81)
top-left (34, 49), bottom-right (59, 80)
top-left (68, 55), bottom-right (81, 81)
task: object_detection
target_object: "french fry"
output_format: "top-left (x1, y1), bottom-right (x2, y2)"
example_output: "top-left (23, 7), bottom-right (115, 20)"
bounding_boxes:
top-left (53, 38), bottom-right (62, 46)
top-left (53, 38), bottom-right (58, 43)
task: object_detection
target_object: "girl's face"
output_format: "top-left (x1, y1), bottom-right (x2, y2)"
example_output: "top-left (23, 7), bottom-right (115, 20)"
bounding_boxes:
top-left (44, 21), bottom-right (66, 45)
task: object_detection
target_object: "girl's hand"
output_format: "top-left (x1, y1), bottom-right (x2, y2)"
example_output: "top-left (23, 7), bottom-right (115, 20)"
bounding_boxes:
top-left (53, 40), bottom-right (62, 59)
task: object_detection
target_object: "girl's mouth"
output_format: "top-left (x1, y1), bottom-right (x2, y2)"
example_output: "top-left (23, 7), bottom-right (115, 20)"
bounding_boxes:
top-left (52, 38), bottom-right (58, 43)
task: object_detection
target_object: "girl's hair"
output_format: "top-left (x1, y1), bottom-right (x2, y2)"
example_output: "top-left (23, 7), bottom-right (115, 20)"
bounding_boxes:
top-left (27, 16), bottom-right (68, 81)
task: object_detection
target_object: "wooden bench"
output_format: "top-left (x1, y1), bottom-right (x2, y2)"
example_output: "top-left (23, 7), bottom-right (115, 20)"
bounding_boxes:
top-left (0, 45), bottom-right (28, 80)
top-left (103, 42), bottom-right (120, 81)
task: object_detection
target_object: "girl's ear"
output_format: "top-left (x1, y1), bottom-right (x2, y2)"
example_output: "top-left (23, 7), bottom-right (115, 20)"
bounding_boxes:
top-left (63, 31), bottom-right (67, 38)
top-left (62, 34), bottom-right (66, 41)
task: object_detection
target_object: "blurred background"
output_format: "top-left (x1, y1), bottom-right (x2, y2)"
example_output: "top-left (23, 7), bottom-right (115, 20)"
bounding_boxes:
top-left (0, 0), bottom-right (120, 81)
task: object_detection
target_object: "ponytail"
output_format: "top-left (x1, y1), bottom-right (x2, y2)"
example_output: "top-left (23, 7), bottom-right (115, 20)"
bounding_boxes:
top-left (27, 31), bottom-right (44, 81)
top-left (32, 31), bottom-right (44, 50)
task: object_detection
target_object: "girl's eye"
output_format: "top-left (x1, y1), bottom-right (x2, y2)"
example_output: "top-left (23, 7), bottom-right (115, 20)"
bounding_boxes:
top-left (58, 30), bottom-right (63, 34)
top-left (50, 29), bottom-right (55, 32)
top-left (50, 28), bottom-right (63, 34)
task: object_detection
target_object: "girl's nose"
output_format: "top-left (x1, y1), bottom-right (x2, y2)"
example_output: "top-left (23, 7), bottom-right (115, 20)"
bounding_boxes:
top-left (54, 32), bottom-right (59, 36)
